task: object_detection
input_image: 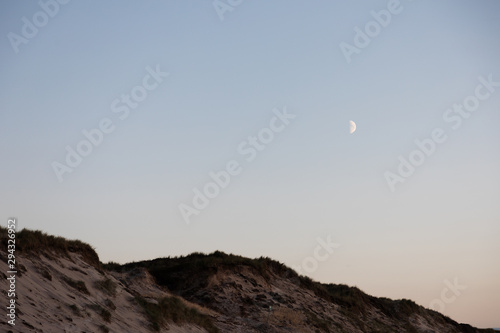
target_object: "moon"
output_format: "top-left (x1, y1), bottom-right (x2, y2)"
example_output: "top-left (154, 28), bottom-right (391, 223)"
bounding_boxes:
top-left (349, 120), bottom-right (356, 134)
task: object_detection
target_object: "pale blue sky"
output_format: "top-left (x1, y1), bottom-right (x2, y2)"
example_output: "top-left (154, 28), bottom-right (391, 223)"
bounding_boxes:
top-left (1, 0), bottom-right (499, 328)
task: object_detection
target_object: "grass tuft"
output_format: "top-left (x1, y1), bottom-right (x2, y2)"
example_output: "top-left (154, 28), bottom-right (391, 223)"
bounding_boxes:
top-left (135, 296), bottom-right (219, 332)
top-left (89, 303), bottom-right (112, 322)
top-left (63, 276), bottom-right (90, 295)
top-left (94, 277), bottom-right (117, 297)
top-left (99, 325), bottom-right (110, 333)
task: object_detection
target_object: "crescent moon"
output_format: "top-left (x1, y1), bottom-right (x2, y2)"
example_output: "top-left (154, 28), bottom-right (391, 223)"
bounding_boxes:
top-left (349, 120), bottom-right (356, 134)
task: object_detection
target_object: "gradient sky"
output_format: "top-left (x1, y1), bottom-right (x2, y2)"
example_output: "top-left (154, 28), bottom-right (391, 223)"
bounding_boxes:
top-left (1, 0), bottom-right (499, 328)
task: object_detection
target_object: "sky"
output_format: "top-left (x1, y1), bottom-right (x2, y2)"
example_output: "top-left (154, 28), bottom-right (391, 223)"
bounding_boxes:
top-left (1, 0), bottom-right (499, 328)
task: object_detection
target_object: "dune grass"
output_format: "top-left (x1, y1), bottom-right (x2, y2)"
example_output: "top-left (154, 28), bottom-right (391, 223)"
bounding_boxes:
top-left (94, 277), bottom-right (117, 297)
top-left (0, 225), bottom-right (100, 268)
top-left (135, 295), bottom-right (219, 332)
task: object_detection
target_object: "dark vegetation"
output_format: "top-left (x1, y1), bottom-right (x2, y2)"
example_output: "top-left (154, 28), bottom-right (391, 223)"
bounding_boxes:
top-left (89, 303), bottom-right (112, 322)
top-left (104, 250), bottom-right (297, 294)
top-left (104, 298), bottom-right (116, 311)
top-left (39, 267), bottom-right (52, 281)
top-left (99, 325), bottom-right (110, 333)
top-left (1, 226), bottom-right (495, 333)
top-left (304, 309), bottom-right (331, 332)
top-left (106, 251), bottom-right (495, 333)
top-left (69, 304), bottom-right (81, 317)
top-left (94, 277), bottom-right (117, 297)
top-left (135, 296), bottom-right (219, 332)
top-left (104, 250), bottom-right (394, 314)
top-left (63, 276), bottom-right (90, 295)
top-left (0, 225), bottom-right (100, 268)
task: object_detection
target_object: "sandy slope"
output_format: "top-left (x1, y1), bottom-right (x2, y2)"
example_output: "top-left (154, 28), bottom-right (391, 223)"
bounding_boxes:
top-left (0, 250), bottom-right (210, 333)
top-left (0, 246), bottom-right (494, 333)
